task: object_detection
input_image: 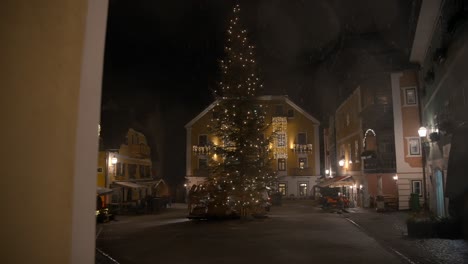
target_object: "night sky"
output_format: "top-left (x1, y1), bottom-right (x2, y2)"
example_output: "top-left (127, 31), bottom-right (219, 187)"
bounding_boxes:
top-left (100, 0), bottom-right (419, 188)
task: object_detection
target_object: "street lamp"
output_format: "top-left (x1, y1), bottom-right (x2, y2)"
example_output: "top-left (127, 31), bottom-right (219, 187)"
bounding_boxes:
top-left (418, 126), bottom-right (428, 210)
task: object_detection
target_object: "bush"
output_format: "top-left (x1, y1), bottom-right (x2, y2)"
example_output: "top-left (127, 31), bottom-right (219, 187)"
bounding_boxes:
top-left (407, 211), bottom-right (462, 238)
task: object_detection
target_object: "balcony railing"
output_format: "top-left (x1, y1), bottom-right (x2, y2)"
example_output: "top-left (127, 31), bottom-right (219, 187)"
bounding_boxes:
top-left (292, 144), bottom-right (313, 153)
top-left (290, 167), bottom-right (314, 176)
top-left (192, 145), bottom-right (211, 155)
top-left (363, 156), bottom-right (396, 173)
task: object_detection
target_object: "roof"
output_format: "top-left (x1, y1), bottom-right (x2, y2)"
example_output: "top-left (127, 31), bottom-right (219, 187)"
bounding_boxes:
top-left (185, 95), bottom-right (320, 128)
top-left (316, 175), bottom-right (353, 188)
top-left (97, 187), bottom-right (113, 196)
top-left (113, 181), bottom-right (146, 189)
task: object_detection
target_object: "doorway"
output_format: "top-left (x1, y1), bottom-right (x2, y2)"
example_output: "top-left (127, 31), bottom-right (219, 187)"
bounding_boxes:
top-left (434, 169), bottom-right (446, 217)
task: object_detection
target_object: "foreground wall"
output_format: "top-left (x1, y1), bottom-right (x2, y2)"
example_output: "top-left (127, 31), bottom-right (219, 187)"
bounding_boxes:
top-left (0, 1), bottom-right (108, 263)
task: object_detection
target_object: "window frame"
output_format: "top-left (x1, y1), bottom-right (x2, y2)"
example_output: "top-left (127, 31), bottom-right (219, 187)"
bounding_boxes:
top-left (297, 132), bottom-right (307, 145)
top-left (298, 157), bottom-right (307, 169)
top-left (298, 182), bottom-right (308, 197)
top-left (412, 180), bottom-right (422, 197)
top-left (277, 132), bottom-right (286, 147)
top-left (403, 87), bottom-right (418, 106)
top-left (406, 137), bottom-right (421, 156)
top-left (198, 158), bottom-right (208, 169)
top-left (278, 158), bottom-right (286, 171)
top-left (198, 134), bottom-right (208, 146)
top-left (278, 182), bottom-right (287, 196)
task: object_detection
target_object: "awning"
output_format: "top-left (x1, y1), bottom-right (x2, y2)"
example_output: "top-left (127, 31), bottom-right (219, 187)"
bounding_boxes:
top-left (316, 175), bottom-right (353, 188)
top-left (446, 126), bottom-right (468, 199)
top-left (97, 187), bottom-right (113, 195)
top-left (113, 181), bottom-right (146, 189)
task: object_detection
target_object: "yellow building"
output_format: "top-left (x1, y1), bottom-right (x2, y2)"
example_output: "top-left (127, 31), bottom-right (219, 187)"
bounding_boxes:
top-left (185, 95), bottom-right (321, 198)
top-left (101, 128), bottom-right (167, 207)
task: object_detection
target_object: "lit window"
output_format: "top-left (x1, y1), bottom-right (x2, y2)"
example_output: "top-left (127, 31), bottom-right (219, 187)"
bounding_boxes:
top-left (277, 132), bottom-right (286, 147)
top-left (278, 158), bottom-right (286, 171)
top-left (278, 183), bottom-right (287, 196)
top-left (299, 183), bottom-right (308, 196)
top-left (299, 157), bottom-right (307, 169)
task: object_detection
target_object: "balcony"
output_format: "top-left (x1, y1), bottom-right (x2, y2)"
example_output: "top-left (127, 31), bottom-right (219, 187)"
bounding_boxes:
top-left (362, 153), bottom-right (396, 174)
top-left (290, 167), bottom-right (314, 176)
top-left (192, 145), bottom-right (211, 155)
top-left (292, 144), bottom-right (313, 153)
top-left (193, 168), bottom-right (209, 177)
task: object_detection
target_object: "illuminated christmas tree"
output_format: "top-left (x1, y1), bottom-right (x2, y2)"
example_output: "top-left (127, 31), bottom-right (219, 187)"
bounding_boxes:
top-left (206, 3), bottom-right (276, 217)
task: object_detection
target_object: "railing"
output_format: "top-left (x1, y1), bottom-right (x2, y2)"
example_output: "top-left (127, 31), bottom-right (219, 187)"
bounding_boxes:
top-left (363, 156), bottom-right (396, 173)
top-left (292, 144), bottom-right (313, 153)
top-left (290, 167), bottom-right (314, 176)
top-left (192, 145), bottom-right (211, 154)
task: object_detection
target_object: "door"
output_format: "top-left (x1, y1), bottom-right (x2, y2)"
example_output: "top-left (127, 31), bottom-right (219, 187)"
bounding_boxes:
top-left (434, 170), bottom-right (446, 217)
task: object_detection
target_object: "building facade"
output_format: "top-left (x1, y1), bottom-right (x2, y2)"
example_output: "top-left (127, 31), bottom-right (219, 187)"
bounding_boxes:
top-left (329, 70), bottom-right (423, 210)
top-left (185, 95), bottom-right (321, 198)
top-left (410, 0), bottom-right (468, 236)
top-left (99, 128), bottom-right (168, 207)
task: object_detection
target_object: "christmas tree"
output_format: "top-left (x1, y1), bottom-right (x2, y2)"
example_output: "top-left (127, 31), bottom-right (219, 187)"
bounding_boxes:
top-left (206, 3), bottom-right (276, 217)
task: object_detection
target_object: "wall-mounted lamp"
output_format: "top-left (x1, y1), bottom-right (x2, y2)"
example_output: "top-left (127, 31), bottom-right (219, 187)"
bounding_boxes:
top-left (393, 175), bottom-right (398, 181)
top-left (325, 169), bottom-right (330, 175)
top-left (338, 156), bottom-right (345, 167)
top-left (418, 126), bottom-right (427, 138)
top-left (359, 184), bottom-right (363, 190)
top-left (111, 157), bottom-right (118, 165)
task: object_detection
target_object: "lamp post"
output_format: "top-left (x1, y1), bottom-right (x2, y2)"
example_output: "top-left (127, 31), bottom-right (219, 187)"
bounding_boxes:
top-left (418, 126), bottom-right (428, 210)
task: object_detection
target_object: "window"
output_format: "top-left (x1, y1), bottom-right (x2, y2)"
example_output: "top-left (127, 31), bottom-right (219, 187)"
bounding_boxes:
top-left (139, 165), bottom-right (145, 178)
top-left (275, 105), bottom-right (284, 116)
top-left (277, 132), bottom-right (286, 147)
top-left (298, 133), bottom-right (306, 145)
top-left (299, 157), bottom-right (307, 169)
top-left (287, 109), bottom-right (294, 118)
top-left (299, 183), bottom-right (308, 197)
top-left (404, 87), bottom-right (417, 105)
top-left (128, 164), bottom-right (137, 179)
top-left (116, 162), bottom-right (124, 176)
top-left (278, 183), bottom-right (287, 196)
top-left (346, 113), bottom-right (350, 126)
top-left (198, 158), bottom-right (208, 169)
top-left (354, 140), bottom-right (360, 163)
top-left (146, 166), bottom-right (151, 177)
top-left (199, 135), bottom-right (208, 146)
top-left (278, 158), bottom-right (286, 171)
top-left (407, 137), bottom-right (421, 156)
top-left (412, 180), bottom-right (422, 196)
top-left (348, 143), bottom-right (352, 163)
